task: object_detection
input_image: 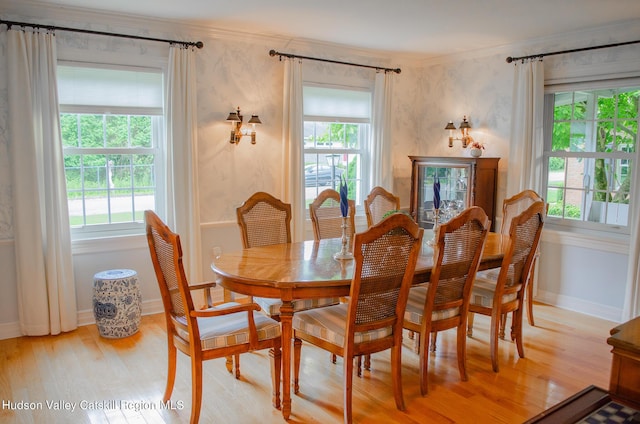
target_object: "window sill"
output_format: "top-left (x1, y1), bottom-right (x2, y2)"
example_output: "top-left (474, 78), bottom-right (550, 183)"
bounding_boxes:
top-left (72, 233), bottom-right (148, 255)
top-left (541, 224), bottom-right (629, 255)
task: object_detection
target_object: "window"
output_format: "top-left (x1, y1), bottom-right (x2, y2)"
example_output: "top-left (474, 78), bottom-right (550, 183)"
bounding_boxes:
top-left (57, 64), bottom-right (165, 238)
top-left (543, 83), bottom-right (639, 232)
top-left (303, 84), bottom-right (371, 209)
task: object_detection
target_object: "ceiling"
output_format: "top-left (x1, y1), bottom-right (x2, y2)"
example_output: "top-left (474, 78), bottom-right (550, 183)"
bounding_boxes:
top-left (30, 0), bottom-right (640, 56)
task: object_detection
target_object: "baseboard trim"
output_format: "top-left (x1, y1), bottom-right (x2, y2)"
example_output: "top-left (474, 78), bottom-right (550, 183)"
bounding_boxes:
top-left (536, 289), bottom-right (622, 323)
top-left (0, 299), bottom-right (165, 341)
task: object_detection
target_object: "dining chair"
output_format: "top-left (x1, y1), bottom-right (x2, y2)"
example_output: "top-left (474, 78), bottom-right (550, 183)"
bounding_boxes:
top-left (145, 210), bottom-right (282, 424)
top-left (495, 190), bottom-right (547, 335)
top-left (403, 206), bottom-right (489, 395)
top-left (236, 192), bottom-right (341, 318)
top-left (309, 188), bottom-right (356, 241)
top-left (466, 200), bottom-right (545, 372)
top-left (364, 186), bottom-right (401, 227)
top-left (292, 213), bottom-right (423, 424)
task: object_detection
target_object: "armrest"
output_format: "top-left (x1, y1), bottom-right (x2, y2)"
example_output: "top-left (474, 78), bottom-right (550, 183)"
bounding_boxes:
top-left (190, 302), bottom-right (260, 318)
top-left (190, 303), bottom-right (263, 348)
top-left (188, 281), bottom-right (217, 291)
top-left (188, 281), bottom-right (217, 308)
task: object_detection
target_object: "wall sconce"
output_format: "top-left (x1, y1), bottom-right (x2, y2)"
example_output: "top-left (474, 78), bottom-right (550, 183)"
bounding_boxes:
top-left (445, 115), bottom-right (472, 148)
top-left (226, 107), bottom-right (261, 144)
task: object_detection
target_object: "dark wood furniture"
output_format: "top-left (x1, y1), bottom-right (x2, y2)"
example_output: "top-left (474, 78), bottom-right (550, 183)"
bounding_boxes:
top-left (211, 232), bottom-right (509, 420)
top-left (409, 156), bottom-right (499, 231)
top-left (608, 316), bottom-right (640, 409)
top-left (523, 385), bottom-right (612, 424)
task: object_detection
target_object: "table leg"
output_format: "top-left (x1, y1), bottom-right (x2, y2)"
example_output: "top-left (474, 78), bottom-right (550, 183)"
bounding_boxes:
top-left (279, 300), bottom-right (294, 420)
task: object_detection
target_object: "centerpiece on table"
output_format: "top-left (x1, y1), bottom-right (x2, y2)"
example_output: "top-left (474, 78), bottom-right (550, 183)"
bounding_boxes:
top-left (428, 176), bottom-right (441, 246)
top-left (334, 176), bottom-right (354, 260)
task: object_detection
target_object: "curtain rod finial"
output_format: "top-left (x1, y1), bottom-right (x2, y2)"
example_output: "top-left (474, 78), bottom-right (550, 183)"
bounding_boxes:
top-left (506, 56), bottom-right (514, 63)
top-left (196, 41), bottom-right (204, 49)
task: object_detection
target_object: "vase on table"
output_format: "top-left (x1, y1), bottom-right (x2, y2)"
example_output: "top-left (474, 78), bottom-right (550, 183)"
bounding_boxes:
top-left (470, 147), bottom-right (483, 158)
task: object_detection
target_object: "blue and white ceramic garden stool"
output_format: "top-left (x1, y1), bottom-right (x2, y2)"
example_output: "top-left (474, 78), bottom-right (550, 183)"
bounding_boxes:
top-left (93, 269), bottom-right (142, 338)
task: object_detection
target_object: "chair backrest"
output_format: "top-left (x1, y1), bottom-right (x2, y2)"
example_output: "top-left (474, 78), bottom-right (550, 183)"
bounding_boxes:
top-left (145, 210), bottom-right (199, 341)
top-left (347, 213), bottom-right (423, 341)
top-left (496, 201), bottom-right (545, 299)
top-left (501, 190), bottom-right (544, 236)
top-left (428, 206), bottom-right (489, 316)
top-left (237, 192), bottom-right (292, 248)
top-left (364, 186), bottom-right (401, 227)
top-left (309, 189), bottom-right (356, 241)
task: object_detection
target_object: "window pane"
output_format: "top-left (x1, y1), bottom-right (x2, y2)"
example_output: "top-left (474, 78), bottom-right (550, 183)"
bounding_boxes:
top-left (552, 122), bottom-right (571, 151)
top-left (79, 115), bottom-right (104, 148)
top-left (60, 114), bottom-right (78, 147)
top-left (131, 116), bottom-right (152, 147)
top-left (106, 115), bottom-right (129, 148)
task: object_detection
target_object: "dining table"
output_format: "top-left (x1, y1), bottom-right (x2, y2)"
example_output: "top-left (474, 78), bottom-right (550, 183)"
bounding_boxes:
top-left (211, 231), bottom-right (509, 420)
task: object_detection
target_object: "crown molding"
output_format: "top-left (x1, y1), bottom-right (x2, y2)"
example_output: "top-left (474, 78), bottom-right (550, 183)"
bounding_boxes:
top-left (2, 0), bottom-right (423, 68)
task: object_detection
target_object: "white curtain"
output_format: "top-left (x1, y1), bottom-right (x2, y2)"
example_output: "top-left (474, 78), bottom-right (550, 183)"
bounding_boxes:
top-left (623, 164), bottom-right (640, 319)
top-left (166, 45), bottom-right (202, 282)
top-left (281, 59), bottom-right (305, 242)
top-left (370, 71), bottom-right (394, 190)
top-left (7, 29), bottom-right (77, 335)
top-left (506, 59), bottom-right (545, 197)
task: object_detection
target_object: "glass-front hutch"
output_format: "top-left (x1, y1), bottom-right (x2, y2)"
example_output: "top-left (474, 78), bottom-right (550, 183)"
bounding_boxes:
top-left (409, 156), bottom-right (499, 230)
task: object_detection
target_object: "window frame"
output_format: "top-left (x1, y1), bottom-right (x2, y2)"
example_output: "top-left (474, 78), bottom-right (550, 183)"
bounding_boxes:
top-left (58, 61), bottom-right (166, 240)
top-left (542, 79), bottom-right (640, 235)
top-left (302, 82), bottom-right (373, 212)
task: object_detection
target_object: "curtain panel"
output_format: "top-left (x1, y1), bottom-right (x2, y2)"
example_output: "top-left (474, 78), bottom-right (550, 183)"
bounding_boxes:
top-left (371, 71), bottom-right (394, 191)
top-left (166, 45), bottom-right (202, 282)
top-left (7, 29), bottom-right (77, 335)
top-left (506, 59), bottom-right (545, 197)
top-left (281, 59), bottom-right (305, 242)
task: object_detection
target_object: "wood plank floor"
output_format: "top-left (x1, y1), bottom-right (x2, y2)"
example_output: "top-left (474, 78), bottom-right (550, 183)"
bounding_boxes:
top-left (0, 303), bottom-right (615, 423)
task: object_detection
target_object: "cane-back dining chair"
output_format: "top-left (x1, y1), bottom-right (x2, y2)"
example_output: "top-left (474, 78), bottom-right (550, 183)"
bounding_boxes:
top-left (364, 186), bottom-right (401, 227)
top-left (466, 200), bottom-right (545, 372)
top-left (403, 206), bottom-right (489, 395)
top-left (145, 210), bottom-right (282, 424)
top-left (500, 190), bottom-right (547, 328)
top-left (309, 189), bottom-right (356, 241)
top-left (292, 213), bottom-right (423, 424)
top-left (236, 192), bottom-right (341, 318)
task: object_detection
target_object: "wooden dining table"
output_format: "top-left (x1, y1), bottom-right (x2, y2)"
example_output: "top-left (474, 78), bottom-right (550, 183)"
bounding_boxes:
top-left (211, 231), bottom-right (509, 420)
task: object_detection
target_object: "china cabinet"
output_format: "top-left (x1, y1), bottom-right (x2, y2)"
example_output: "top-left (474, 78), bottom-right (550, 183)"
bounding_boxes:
top-left (409, 156), bottom-right (499, 231)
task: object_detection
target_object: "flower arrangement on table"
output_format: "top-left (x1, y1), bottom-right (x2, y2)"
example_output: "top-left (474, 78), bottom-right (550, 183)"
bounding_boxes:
top-left (468, 140), bottom-right (485, 150)
top-left (334, 176), bottom-right (354, 260)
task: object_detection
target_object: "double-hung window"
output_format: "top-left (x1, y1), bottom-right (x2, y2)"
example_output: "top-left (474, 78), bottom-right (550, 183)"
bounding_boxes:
top-left (303, 84), bottom-right (371, 209)
top-left (543, 82), bottom-right (639, 233)
top-left (57, 63), bottom-right (165, 239)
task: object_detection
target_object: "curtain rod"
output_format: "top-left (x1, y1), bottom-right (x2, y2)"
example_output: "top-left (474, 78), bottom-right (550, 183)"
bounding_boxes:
top-left (269, 49), bottom-right (401, 74)
top-left (506, 38), bottom-right (640, 63)
top-left (0, 19), bottom-right (204, 49)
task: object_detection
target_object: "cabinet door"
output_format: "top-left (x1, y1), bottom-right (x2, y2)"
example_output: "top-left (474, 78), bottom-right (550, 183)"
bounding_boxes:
top-left (416, 163), bottom-right (472, 229)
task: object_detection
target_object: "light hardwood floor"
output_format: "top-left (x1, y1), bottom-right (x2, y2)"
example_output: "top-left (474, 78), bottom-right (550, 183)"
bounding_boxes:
top-left (0, 303), bottom-right (615, 423)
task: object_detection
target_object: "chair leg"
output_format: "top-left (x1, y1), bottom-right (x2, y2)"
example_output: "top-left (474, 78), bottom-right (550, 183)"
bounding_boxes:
top-left (513, 309), bottom-right (526, 359)
top-left (499, 314), bottom-right (507, 340)
top-left (364, 354), bottom-right (371, 371)
top-left (225, 355), bottom-right (233, 374)
top-left (356, 356), bottom-right (362, 377)
top-left (391, 343), bottom-right (406, 411)
top-left (430, 331), bottom-right (437, 352)
top-left (270, 347), bottom-right (282, 409)
top-left (418, 331), bottom-right (430, 396)
top-left (331, 353), bottom-right (337, 364)
top-left (467, 312), bottom-right (475, 337)
top-left (293, 338), bottom-right (302, 394)
top-left (190, 358), bottom-right (203, 424)
top-left (526, 268), bottom-right (536, 326)
top-left (163, 343), bottom-right (177, 402)
top-left (490, 312), bottom-right (500, 373)
top-left (456, 324), bottom-right (468, 381)
top-left (344, 353), bottom-right (354, 424)
top-left (234, 354), bottom-right (240, 379)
